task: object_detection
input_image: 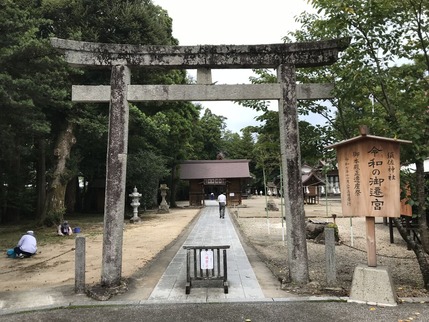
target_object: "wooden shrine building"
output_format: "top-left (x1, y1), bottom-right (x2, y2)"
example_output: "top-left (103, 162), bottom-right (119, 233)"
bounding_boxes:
top-left (179, 159), bottom-right (251, 206)
top-left (302, 171), bottom-right (325, 204)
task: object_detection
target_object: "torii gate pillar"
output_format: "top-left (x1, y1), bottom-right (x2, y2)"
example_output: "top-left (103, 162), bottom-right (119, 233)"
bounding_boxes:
top-left (278, 64), bottom-right (309, 282)
top-left (101, 65), bottom-right (130, 286)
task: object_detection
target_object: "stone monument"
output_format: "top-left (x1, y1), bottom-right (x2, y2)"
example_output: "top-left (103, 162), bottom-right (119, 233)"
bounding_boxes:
top-left (158, 184), bottom-right (170, 214)
top-left (129, 187), bottom-right (142, 223)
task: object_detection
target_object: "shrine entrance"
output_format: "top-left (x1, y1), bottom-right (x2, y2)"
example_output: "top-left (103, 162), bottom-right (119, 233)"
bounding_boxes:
top-left (51, 37), bottom-right (349, 286)
top-left (179, 159), bottom-right (251, 206)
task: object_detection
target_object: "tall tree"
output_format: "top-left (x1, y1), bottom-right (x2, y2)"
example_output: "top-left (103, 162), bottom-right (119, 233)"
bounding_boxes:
top-left (158, 101), bottom-right (201, 207)
top-left (290, 0), bottom-right (429, 288)
top-left (221, 128), bottom-right (255, 160)
top-left (243, 110), bottom-right (328, 186)
top-left (0, 0), bottom-right (72, 223)
top-left (192, 108), bottom-right (227, 160)
top-left (0, 0), bottom-right (201, 224)
top-left (39, 0), bottom-right (192, 218)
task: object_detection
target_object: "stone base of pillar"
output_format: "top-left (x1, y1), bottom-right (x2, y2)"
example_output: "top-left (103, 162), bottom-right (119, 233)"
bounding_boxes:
top-left (158, 205), bottom-right (170, 214)
top-left (348, 264), bottom-right (397, 306)
top-left (129, 216), bottom-right (141, 223)
top-left (87, 280), bottom-right (129, 301)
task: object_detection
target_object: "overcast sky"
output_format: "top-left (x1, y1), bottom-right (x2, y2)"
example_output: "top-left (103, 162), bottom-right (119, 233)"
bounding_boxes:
top-left (153, 0), bottom-right (321, 133)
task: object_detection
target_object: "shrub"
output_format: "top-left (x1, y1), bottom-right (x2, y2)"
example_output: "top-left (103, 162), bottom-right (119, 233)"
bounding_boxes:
top-left (43, 207), bottom-right (66, 227)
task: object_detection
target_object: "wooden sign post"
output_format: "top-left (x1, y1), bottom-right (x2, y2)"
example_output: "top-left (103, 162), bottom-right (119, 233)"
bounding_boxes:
top-left (365, 217), bottom-right (376, 266)
top-left (327, 126), bottom-right (411, 305)
top-left (328, 126), bottom-right (411, 265)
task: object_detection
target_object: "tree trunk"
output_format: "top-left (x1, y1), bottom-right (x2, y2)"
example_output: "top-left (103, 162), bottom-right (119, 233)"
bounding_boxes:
top-left (65, 176), bottom-right (78, 214)
top-left (3, 140), bottom-right (22, 223)
top-left (392, 160), bottom-right (429, 290)
top-left (416, 161), bottom-right (429, 252)
top-left (152, 180), bottom-right (159, 208)
top-left (393, 217), bottom-right (429, 289)
top-left (42, 122), bottom-right (76, 224)
top-left (169, 164), bottom-right (178, 208)
top-left (35, 139), bottom-right (46, 221)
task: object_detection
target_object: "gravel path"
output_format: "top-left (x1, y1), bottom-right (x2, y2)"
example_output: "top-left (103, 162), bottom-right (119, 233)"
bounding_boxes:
top-left (232, 196), bottom-right (427, 298)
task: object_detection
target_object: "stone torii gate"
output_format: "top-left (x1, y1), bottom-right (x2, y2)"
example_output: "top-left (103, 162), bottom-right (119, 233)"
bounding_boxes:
top-left (51, 37), bottom-right (349, 287)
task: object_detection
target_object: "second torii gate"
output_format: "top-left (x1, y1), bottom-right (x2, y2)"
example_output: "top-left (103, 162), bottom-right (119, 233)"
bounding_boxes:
top-left (51, 37), bottom-right (349, 287)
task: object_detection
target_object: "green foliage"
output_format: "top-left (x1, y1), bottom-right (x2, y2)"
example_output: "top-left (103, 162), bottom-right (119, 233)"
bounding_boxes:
top-left (127, 150), bottom-right (169, 210)
top-left (298, 0), bottom-right (429, 205)
top-left (0, 0), bottom-right (72, 222)
top-left (297, 1), bottom-right (429, 149)
top-left (44, 207), bottom-right (66, 227)
top-left (242, 109), bottom-right (328, 187)
top-left (221, 128), bottom-right (255, 160)
top-left (191, 108), bottom-right (226, 160)
top-left (290, 0), bottom-right (429, 216)
top-left (297, 0), bottom-right (429, 282)
top-left (0, 0), bottom-right (199, 221)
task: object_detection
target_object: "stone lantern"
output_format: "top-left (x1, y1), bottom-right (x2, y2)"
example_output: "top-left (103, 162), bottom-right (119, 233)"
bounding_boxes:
top-left (129, 187), bottom-right (142, 223)
top-left (158, 184), bottom-right (170, 213)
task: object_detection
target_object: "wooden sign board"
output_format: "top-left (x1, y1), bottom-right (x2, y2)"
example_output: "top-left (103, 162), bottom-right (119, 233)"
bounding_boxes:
top-left (330, 135), bottom-right (411, 217)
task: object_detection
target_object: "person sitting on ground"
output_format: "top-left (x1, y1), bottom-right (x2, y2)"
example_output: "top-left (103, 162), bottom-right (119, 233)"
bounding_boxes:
top-left (58, 220), bottom-right (73, 236)
top-left (14, 231), bottom-right (37, 259)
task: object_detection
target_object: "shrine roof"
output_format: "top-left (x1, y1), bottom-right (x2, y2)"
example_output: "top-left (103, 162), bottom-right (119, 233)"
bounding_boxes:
top-left (179, 160), bottom-right (251, 180)
top-left (302, 172), bottom-right (325, 186)
top-left (326, 134), bottom-right (412, 149)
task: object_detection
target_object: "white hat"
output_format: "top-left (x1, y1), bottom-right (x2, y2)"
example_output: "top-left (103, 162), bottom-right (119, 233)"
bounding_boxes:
top-left (26, 230), bottom-right (34, 235)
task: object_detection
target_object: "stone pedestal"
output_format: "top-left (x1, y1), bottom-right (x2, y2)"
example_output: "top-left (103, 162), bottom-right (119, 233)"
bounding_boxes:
top-left (348, 264), bottom-right (397, 306)
top-left (129, 216), bottom-right (141, 223)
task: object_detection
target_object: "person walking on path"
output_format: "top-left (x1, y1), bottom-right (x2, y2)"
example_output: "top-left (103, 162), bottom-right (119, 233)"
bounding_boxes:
top-left (217, 192), bottom-right (226, 218)
top-left (14, 231), bottom-right (37, 258)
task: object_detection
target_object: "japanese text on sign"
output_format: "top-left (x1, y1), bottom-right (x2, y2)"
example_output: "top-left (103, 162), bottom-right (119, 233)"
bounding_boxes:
top-left (200, 249), bottom-right (214, 270)
top-left (335, 138), bottom-right (401, 217)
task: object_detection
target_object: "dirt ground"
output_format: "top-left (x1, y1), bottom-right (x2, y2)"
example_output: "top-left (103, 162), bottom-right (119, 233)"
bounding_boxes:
top-left (0, 207), bottom-right (199, 293)
top-left (233, 196), bottom-right (428, 298)
top-left (1, 197), bottom-right (427, 299)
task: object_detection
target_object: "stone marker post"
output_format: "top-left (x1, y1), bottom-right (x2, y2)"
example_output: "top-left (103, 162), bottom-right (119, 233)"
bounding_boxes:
top-left (325, 227), bottom-right (336, 285)
top-left (75, 236), bottom-right (86, 294)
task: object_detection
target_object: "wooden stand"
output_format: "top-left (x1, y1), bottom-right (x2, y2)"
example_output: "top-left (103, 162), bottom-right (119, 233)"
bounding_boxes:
top-left (183, 245), bottom-right (230, 294)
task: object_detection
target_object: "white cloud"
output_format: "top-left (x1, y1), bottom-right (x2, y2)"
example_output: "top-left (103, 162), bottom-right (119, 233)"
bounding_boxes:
top-left (154, 0), bottom-right (313, 45)
top-left (153, 0), bottom-right (318, 133)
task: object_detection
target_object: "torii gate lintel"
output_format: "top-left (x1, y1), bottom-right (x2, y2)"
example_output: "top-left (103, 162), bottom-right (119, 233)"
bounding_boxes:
top-left (51, 37), bottom-right (350, 69)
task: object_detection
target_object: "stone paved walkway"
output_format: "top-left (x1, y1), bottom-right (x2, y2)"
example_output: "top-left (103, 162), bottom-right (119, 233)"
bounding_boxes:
top-left (148, 200), bottom-right (265, 302)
